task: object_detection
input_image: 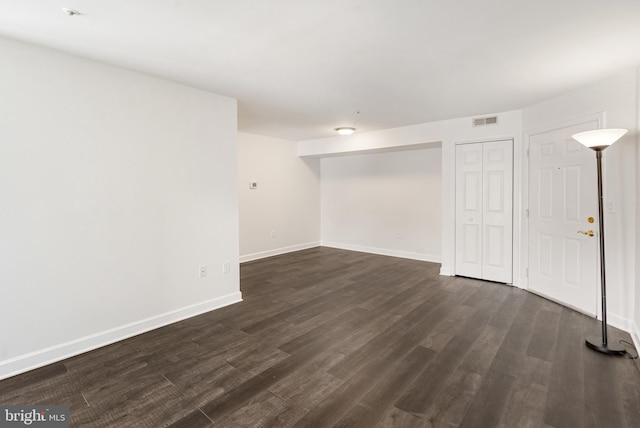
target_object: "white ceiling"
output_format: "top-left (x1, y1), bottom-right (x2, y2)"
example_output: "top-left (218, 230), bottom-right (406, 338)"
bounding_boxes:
top-left (1, 0), bottom-right (640, 141)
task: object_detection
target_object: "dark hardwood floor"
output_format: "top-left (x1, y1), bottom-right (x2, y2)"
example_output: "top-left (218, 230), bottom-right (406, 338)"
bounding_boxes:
top-left (1, 247), bottom-right (639, 427)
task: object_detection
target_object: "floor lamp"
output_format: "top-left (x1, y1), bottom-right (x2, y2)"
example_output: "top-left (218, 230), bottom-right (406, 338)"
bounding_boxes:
top-left (572, 128), bottom-right (627, 356)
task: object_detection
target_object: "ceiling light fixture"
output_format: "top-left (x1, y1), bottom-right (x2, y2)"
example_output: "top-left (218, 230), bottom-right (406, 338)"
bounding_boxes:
top-left (335, 111), bottom-right (360, 136)
top-left (335, 127), bottom-right (356, 136)
top-left (62, 8), bottom-right (81, 16)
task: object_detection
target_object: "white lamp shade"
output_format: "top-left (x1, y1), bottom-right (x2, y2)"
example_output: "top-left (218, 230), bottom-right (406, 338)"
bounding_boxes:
top-left (571, 128), bottom-right (627, 149)
top-left (335, 127), bottom-right (355, 136)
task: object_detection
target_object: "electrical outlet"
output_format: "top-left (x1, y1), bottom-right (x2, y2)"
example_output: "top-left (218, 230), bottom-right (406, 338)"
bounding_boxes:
top-left (199, 265), bottom-right (207, 278)
top-left (222, 261), bottom-right (231, 274)
top-left (270, 230), bottom-right (276, 238)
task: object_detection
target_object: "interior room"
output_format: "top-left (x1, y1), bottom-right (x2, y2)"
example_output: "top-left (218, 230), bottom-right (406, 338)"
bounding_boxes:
top-left (1, 1), bottom-right (640, 426)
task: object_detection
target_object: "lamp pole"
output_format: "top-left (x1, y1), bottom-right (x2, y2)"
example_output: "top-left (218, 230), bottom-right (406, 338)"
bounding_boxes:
top-left (572, 129), bottom-right (628, 356)
top-left (583, 148), bottom-right (624, 354)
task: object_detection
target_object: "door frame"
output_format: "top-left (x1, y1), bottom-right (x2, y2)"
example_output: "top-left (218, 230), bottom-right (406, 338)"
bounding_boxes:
top-left (521, 112), bottom-right (605, 307)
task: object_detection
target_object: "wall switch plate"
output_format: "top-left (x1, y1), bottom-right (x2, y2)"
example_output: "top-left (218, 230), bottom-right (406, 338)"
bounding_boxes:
top-left (249, 182), bottom-right (257, 189)
top-left (607, 200), bottom-right (616, 213)
top-left (270, 230), bottom-right (276, 238)
top-left (222, 261), bottom-right (231, 274)
top-left (199, 265), bottom-right (207, 278)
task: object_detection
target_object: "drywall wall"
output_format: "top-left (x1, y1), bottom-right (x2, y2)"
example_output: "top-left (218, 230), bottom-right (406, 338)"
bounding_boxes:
top-left (635, 66), bottom-right (640, 347)
top-left (0, 37), bottom-right (241, 379)
top-left (298, 111), bottom-right (522, 158)
top-left (523, 67), bottom-right (639, 333)
top-left (238, 133), bottom-right (320, 261)
top-left (321, 149), bottom-right (442, 261)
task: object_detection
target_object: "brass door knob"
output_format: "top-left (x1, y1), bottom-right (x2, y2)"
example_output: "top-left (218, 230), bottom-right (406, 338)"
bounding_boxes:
top-left (577, 230), bottom-right (595, 237)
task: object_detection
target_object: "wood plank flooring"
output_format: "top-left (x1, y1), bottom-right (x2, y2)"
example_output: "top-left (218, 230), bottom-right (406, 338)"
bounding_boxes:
top-left (1, 247), bottom-right (639, 427)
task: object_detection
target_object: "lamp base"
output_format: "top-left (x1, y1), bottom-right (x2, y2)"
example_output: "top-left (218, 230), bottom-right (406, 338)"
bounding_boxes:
top-left (585, 336), bottom-right (626, 356)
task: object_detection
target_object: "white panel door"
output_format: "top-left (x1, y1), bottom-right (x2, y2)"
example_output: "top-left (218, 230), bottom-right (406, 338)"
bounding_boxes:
top-left (482, 141), bottom-right (513, 283)
top-left (528, 122), bottom-right (598, 315)
top-left (455, 140), bottom-right (513, 283)
top-left (455, 143), bottom-right (483, 279)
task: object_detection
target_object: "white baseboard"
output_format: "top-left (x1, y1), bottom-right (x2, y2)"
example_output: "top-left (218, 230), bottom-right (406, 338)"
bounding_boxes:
top-left (0, 292), bottom-right (242, 381)
top-left (632, 321), bottom-right (640, 352)
top-left (321, 241), bottom-right (441, 264)
top-left (514, 277), bottom-right (528, 289)
top-left (240, 241), bottom-right (320, 263)
top-left (606, 312), bottom-right (634, 334)
top-left (439, 266), bottom-right (454, 276)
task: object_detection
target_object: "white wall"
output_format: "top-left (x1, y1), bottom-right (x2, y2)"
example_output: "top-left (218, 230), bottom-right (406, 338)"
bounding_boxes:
top-left (0, 37), bottom-right (241, 379)
top-left (238, 133), bottom-right (320, 261)
top-left (321, 149), bottom-right (442, 262)
top-left (522, 67), bottom-right (639, 333)
top-left (635, 66), bottom-right (640, 347)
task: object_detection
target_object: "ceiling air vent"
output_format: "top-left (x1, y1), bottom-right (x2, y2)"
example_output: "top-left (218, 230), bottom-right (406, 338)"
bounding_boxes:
top-left (472, 115), bottom-right (499, 127)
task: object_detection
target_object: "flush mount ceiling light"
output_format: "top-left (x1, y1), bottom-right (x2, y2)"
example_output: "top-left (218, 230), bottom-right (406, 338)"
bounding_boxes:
top-left (335, 111), bottom-right (360, 136)
top-left (62, 8), bottom-right (81, 16)
top-left (335, 127), bottom-right (356, 136)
